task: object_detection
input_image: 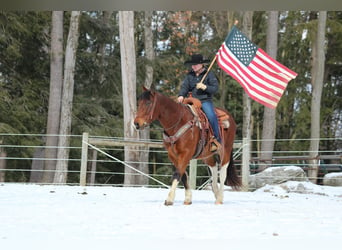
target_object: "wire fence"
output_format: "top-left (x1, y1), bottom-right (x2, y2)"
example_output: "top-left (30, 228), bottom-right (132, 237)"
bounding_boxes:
top-left (0, 133), bottom-right (341, 188)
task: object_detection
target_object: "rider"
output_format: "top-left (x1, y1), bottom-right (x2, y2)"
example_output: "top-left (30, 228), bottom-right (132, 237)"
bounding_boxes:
top-left (177, 54), bottom-right (221, 152)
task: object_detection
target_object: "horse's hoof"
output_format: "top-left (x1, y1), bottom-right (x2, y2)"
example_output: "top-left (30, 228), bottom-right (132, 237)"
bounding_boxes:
top-left (164, 200), bottom-right (174, 206)
top-left (183, 201), bottom-right (192, 205)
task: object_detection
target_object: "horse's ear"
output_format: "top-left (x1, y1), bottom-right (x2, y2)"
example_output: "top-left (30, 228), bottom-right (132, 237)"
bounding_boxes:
top-left (142, 85), bottom-right (150, 92)
top-left (143, 84), bottom-right (156, 96)
top-left (149, 84), bottom-right (156, 95)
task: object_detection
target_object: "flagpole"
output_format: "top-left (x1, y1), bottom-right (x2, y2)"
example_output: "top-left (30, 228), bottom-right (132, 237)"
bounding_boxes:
top-left (199, 56), bottom-right (217, 84)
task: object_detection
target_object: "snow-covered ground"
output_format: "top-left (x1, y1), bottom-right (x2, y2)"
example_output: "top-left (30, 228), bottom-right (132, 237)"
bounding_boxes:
top-left (1, 182), bottom-right (341, 250)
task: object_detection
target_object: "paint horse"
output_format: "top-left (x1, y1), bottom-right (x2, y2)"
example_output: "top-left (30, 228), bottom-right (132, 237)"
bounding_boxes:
top-left (133, 87), bottom-right (241, 205)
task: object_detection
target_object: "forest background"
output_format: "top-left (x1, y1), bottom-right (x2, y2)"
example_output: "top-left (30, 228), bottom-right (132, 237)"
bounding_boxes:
top-left (0, 11), bottom-right (341, 185)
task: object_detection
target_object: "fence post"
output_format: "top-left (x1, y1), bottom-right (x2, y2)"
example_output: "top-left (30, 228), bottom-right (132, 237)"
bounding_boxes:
top-left (80, 132), bottom-right (89, 186)
top-left (241, 137), bottom-right (250, 191)
top-left (189, 159), bottom-right (197, 190)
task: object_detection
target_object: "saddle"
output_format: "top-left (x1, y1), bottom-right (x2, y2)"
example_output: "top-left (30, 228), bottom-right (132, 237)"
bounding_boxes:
top-left (183, 97), bottom-right (231, 157)
top-left (184, 97), bottom-right (231, 131)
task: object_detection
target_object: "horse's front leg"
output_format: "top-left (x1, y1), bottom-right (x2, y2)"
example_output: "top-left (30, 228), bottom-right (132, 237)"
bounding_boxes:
top-left (165, 171), bottom-right (180, 206)
top-left (181, 172), bottom-right (192, 205)
top-left (165, 170), bottom-right (192, 206)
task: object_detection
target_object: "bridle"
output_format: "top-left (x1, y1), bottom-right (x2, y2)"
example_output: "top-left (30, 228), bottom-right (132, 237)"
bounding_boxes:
top-left (143, 92), bottom-right (188, 133)
top-left (144, 91), bottom-right (158, 125)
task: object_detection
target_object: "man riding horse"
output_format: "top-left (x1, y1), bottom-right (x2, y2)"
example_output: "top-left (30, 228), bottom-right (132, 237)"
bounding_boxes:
top-left (177, 54), bottom-right (221, 152)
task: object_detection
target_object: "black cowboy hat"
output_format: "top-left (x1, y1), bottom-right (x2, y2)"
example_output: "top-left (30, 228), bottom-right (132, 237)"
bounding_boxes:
top-left (184, 54), bottom-right (210, 65)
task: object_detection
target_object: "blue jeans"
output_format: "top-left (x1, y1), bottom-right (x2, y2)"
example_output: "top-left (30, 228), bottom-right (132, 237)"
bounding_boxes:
top-left (201, 101), bottom-right (221, 143)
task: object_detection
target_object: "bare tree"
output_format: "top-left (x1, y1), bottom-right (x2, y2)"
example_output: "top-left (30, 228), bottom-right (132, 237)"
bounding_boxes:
top-left (98, 11), bottom-right (111, 85)
top-left (241, 12), bottom-right (253, 142)
top-left (144, 11), bottom-right (154, 90)
top-left (42, 11), bottom-right (64, 183)
top-left (86, 11), bottom-right (112, 185)
top-left (259, 11), bottom-right (279, 172)
top-left (308, 11), bottom-right (327, 183)
top-left (216, 11), bottom-right (236, 108)
top-left (54, 11), bottom-right (81, 184)
top-left (239, 11), bottom-right (254, 191)
top-left (136, 11), bottom-right (155, 186)
top-left (119, 11), bottom-right (140, 186)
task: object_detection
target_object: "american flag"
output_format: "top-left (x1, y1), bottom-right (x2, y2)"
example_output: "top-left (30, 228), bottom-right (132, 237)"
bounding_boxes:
top-left (216, 25), bottom-right (297, 109)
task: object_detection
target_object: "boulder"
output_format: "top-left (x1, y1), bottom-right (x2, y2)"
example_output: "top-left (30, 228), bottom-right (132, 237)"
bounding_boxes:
top-left (249, 166), bottom-right (308, 190)
top-left (323, 172), bottom-right (342, 187)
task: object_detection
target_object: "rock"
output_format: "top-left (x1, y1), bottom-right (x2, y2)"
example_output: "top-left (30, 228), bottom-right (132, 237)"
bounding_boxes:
top-left (249, 166), bottom-right (308, 190)
top-left (323, 172), bottom-right (342, 186)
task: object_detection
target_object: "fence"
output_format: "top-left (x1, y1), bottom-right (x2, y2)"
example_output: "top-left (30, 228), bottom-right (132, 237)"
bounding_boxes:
top-left (0, 133), bottom-right (341, 189)
top-left (80, 132), bottom-right (247, 189)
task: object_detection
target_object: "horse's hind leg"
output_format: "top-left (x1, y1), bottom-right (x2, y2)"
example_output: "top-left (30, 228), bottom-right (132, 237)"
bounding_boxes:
top-left (215, 162), bottom-right (228, 204)
top-left (209, 165), bottom-right (219, 200)
top-left (181, 172), bottom-right (192, 205)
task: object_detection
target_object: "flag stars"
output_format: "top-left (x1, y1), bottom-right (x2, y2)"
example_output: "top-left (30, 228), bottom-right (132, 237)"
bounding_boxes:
top-left (226, 29), bottom-right (258, 66)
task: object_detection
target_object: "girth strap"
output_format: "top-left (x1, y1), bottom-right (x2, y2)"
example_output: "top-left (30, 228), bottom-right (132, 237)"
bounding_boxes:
top-left (163, 112), bottom-right (207, 159)
top-left (163, 120), bottom-right (194, 144)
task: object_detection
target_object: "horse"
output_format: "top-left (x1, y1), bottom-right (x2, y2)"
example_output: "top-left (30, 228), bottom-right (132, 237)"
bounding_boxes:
top-left (133, 87), bottom-right (241, 205)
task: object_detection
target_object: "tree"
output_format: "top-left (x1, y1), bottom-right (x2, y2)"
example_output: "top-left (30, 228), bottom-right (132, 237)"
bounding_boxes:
top-left (143, 11), bottom-right (154, 90)
top-left (119, 11), bottom-right (140, 186)
top-left (54, 11), bottom-right (81, 184)
top-left (308, 11), bottom-right (327, 183)
top-left (136, 11), bottom-right (155, 186)
top-left (241, 12), bottom-right (254, 142)
top-left (42, 11), bottom-right (64, 183)
top-left (259, 11), bottom-right (279, 171)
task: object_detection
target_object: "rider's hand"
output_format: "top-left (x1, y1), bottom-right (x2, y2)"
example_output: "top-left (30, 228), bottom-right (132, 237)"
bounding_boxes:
top-left (177, 96), bottom-right (184, 103)
top-left (196, 82), bottom-right (207, 90)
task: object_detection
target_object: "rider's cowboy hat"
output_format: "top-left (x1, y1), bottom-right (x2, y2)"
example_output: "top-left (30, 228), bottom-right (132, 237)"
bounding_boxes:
top-left (184, 54), bottom-right (210, 65)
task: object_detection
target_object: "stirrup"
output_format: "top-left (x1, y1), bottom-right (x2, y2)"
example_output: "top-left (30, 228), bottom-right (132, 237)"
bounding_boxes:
top-left (210, 138), bottom-right (221, 152)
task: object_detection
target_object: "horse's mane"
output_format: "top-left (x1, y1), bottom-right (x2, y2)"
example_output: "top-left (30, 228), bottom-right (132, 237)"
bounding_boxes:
top-left (138, 90), bottom-right (178, 104)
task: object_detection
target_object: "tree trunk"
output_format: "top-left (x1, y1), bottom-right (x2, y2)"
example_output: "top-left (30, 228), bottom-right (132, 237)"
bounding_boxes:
top-left (98, 11), bottom-right (111, 84)
top-left (136, 11), bottom-right (155, 186)
top-left (54, 11), bottom-right (81, 184)
top-left (42, 11), bottom-right (64, 183)
top-left (144, 11), bottom-right (154, 90)
top-left (240, 12), bottom-right (253, 190)
top-left (219, 11), bottom-right (235, 108)
top-left (242, 11), bottom-right (253, 140)
top-left (119, 11), bottom-right (140, 186)
top-left (259, 11), bottom-right (279, 172)
top-left (308, 11), bottom-right (327, 183)
top-left (30, 148), bottom-right (45, 182)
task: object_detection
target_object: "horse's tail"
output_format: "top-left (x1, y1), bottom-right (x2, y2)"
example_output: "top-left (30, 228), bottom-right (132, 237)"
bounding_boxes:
top-left (224, 153), bottom-right (242, 190)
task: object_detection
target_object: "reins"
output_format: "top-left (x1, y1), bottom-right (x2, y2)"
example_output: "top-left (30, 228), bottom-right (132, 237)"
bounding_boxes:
top-left (147, 93), bottom-right (187, 133)
top-left (163, 104), bottom-right (186, 132)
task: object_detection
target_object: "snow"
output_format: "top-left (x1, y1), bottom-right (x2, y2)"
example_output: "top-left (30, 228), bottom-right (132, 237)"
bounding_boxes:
top-left (263, 165), bottom-right (301, 172)
top-left (1, 182), bottom-right (342, 250)
top-left (325, 172), bottom-right (342, 178)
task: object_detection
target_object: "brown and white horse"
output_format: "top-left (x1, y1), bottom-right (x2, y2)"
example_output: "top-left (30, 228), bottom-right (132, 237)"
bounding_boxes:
top-left (133, 88), bottom-right (241, 205)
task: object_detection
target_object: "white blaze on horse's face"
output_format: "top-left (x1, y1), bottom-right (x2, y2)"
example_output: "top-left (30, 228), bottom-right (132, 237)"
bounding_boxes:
top-left (134, 94), bottom-right (153, 130)
top-left (133, 109), bottom-right (148, 130)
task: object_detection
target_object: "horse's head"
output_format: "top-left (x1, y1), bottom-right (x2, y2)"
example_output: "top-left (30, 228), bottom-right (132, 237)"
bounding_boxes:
top-left (133, 88), bottom-right (157, 130)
